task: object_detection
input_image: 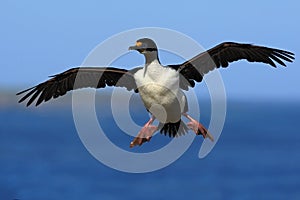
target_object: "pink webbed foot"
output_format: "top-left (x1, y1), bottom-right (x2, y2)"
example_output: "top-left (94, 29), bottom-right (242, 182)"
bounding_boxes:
top-left (183, 113), bottom-right (214, 142)
top-left (130, 117), bottom-right (158, 148)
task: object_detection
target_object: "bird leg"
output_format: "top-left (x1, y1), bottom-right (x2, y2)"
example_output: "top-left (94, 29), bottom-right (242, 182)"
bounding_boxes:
top-left (130, 116), bottom-right (158, 148)
top-left (183, 113), bottom-right (214, 142)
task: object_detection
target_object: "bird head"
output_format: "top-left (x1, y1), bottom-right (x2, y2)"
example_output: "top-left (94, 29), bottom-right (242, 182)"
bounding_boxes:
top-left (128, 38), bottom-right (158, 54)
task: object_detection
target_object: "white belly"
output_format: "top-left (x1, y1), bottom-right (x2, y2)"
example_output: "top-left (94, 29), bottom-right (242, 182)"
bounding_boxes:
top-left (139, 84), bottom-right (186, 123)
top-left (134, 61), bottom-right (186, 123)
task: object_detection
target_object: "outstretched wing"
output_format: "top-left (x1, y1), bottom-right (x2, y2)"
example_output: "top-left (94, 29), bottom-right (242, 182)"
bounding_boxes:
top-left (170, 42), bottom-right (295, 90)
top-left (17, 67), bottom-right (140, 106)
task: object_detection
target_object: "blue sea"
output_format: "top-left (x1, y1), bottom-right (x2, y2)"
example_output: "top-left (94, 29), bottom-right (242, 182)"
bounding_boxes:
top-left (1, 98), bottom-right (300, 200)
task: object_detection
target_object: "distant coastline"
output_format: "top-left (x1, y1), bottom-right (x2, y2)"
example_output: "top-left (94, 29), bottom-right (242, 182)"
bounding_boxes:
top-left (1, 88), bottom-right (299, 109)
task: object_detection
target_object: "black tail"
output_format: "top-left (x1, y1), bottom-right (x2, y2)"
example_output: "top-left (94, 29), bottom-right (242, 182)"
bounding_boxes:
top-left (158, 120), bottom-right (188, 137)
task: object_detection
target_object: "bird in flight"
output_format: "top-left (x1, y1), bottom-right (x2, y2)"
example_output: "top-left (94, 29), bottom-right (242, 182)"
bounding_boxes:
top-left (17, 38), bottom-right (294, 147)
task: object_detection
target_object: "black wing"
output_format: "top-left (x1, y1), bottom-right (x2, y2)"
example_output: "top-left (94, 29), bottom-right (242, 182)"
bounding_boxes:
top-left (17, 67), bottom-right (140, 106)
top-left (170, 42), bottom-right (295, 90)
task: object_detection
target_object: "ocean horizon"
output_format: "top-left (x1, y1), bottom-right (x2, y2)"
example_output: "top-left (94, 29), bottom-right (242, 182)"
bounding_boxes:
top-left (1, 95), bottom-right (300, 199)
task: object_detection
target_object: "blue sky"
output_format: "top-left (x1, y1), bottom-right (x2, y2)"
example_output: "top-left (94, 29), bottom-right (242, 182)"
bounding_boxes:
top-left (0, 0), bottom-right (299, 99)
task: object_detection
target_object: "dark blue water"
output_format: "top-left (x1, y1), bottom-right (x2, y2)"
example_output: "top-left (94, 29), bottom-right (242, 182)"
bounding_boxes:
top-left (1, 100), bottom-right (300, 200)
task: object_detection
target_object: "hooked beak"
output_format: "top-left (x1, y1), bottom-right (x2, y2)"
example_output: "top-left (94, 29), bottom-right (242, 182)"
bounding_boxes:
top-left (128, 41), bottom-right (144, 51)
top-left (128, 45), bottom-right (138, 51)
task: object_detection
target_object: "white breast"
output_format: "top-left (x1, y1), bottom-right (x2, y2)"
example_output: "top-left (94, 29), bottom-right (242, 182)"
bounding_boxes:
top-left (134, 60), bottom-right (186, 123)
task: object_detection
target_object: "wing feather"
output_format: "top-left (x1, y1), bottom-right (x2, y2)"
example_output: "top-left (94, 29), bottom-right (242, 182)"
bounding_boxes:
top-left (17, 67), bottom-right (139, 106)
top-left (170, 42), bottom-right (294, 89)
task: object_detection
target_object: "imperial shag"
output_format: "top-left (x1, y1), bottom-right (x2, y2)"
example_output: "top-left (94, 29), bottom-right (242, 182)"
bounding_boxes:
top-left (17, 38), bottom-right (295, 147)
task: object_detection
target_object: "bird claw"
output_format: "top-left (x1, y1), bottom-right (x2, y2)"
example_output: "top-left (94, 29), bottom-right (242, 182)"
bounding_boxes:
top-left (130, 125), bottom-right (157, 148)
top-left (186, 117), bottom-right (214, 142)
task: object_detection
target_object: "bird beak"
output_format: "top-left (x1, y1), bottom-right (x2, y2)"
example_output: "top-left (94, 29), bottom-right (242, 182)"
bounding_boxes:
top-left (129, 41), bottom-right (144, 51)
top-left (128, 45), bottom-right (138, 51)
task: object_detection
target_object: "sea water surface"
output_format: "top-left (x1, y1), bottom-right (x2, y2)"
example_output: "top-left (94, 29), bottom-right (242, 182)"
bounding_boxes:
top-left (0, 97), bottom-right (300, 200)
